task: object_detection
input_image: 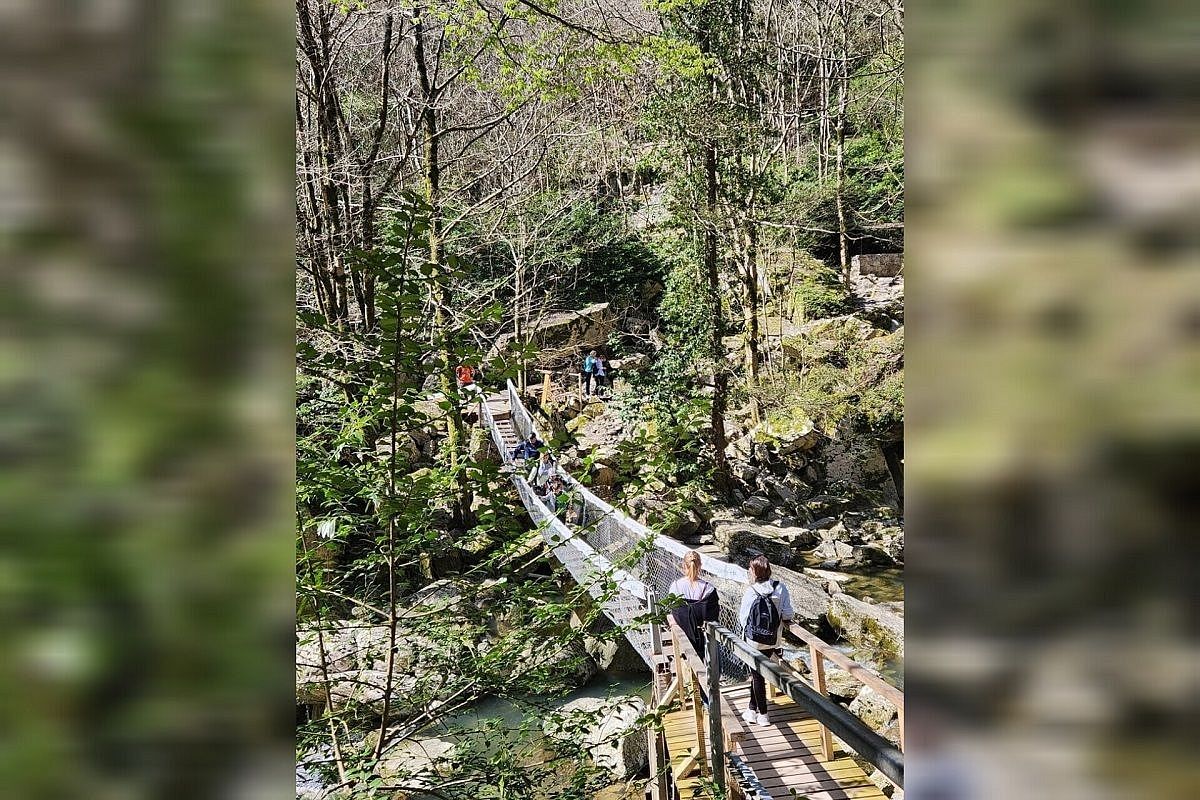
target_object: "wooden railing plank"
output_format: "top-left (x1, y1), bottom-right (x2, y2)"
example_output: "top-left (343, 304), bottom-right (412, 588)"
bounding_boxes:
top-left (786, 622), bottom-right (903, 711)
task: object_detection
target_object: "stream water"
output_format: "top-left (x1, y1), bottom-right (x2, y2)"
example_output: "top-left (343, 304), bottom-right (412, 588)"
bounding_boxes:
top-left (297, 669), bottom-right (652, 797)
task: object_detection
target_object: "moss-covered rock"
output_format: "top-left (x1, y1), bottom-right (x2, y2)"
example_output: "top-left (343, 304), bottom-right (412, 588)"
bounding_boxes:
top-left (827, 593), bottom-right (904, 665)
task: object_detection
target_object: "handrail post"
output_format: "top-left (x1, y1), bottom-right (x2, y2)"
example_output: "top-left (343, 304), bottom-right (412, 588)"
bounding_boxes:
top-left (648, 588), bottom-right (662, 657)
top-left (809, 642), bottom-right (834, 761)
top-left (706, 623), bottom-right (726, 794)
top-left (691, 667), bottom-right (707, 777)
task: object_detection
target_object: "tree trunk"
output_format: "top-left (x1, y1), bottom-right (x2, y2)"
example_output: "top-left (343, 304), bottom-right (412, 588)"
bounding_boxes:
top-left (705, 144), bottom-right (734, 498)
top-left (414, 9), bottom-right (472, 529)
top-left (835, 0), bottom-right (851, 285)
top-left (741, 221), bottom-right (762, 425)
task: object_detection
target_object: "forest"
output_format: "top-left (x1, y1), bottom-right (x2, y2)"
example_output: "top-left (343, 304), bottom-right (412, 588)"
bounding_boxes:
top-left (296, 0), bottom-right (904, 797)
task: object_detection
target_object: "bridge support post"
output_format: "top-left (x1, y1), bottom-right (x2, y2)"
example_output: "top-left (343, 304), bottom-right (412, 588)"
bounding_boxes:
top-left (647, 588), bottom-right (662, 657)
top-left (809, 642), bottom-right (835, 761)
top-left (706, 623), bottom-right (726, 794)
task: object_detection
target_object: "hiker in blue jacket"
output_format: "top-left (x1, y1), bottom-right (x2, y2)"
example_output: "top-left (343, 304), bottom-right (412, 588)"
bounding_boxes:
top-left (738, 556), bottom-right (793, 726)
top-left (510, 433), bottom-right (542, 461)
top-left (582, 350), bottom-right (598, 396)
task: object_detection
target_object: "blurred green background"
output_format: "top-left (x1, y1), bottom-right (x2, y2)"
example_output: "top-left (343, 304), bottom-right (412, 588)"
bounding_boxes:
top-left (1, 2), bottom-right (295, 798)
top-left (906, 0), bottom-right (1199, 798)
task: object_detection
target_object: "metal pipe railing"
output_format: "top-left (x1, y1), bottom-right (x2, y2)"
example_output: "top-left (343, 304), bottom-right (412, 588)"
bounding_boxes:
top-left (707, 623), bottom-right (904, 788)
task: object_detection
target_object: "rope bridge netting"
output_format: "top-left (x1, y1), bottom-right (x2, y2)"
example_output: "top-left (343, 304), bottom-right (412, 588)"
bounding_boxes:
top-left (482, 380), bottom-right (797, 680)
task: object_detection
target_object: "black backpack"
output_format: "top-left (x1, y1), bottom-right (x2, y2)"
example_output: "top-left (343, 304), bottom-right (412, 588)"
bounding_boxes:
top-left (744, 582), bottom-right (781, 645)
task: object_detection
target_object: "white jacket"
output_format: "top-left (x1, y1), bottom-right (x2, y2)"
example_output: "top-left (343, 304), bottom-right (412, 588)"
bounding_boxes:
top-left (738, 580), bottom-right (794, 650)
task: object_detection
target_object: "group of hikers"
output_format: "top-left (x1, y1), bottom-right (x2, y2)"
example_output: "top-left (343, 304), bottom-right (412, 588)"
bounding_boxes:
top-left (458, 350), bottom-right (612, 399)
top-left (581, 350), bottom-right (609, 398)
top-left (513, 434), bottom-right (588, 526)
top-left (669, 551), bottom-right (794, 727)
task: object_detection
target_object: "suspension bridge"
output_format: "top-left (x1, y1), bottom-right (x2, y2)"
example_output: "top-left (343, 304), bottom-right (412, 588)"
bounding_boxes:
top-left (480, 381), bottom-right (904, 800)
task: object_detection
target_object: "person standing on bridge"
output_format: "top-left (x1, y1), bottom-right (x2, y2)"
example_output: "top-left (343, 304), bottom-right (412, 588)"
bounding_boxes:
top-left (527, 449), bottom-right (563, 492)
top-left (668, 551), bottom-right (719, 663)
top-left (739, 556), bottom-right (793, 727)
top-left (511, 434), bottom-right (542, 461)
top-left (455, 363), bottom-right (481, 397)
top-left (540, 475), bottom-right (566, 514)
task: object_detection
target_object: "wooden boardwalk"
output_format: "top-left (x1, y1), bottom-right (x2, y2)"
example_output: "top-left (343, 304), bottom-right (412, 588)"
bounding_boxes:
top-left (664, 685), bottom-right (886, 800)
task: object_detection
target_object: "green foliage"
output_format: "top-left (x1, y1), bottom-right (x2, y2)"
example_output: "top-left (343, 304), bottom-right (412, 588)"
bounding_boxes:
top-left (757, 328), bottom-right (903, 438)
top-left (791, 261), bottom-right (853, 320)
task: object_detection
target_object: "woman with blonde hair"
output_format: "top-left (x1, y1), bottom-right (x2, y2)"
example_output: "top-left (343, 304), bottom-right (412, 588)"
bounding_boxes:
top-left (668, 550), bottom-right (719, 664)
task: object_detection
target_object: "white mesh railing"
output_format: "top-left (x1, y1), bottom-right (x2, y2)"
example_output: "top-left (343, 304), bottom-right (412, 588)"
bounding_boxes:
top-left (513, 475), bottom-right (653, 661)
top-left (506, 380), bottom-right (545, 447)
top-left (497, 381), bottom-right (760, 679)
top-left (479, 396), bottom-right (510, 465)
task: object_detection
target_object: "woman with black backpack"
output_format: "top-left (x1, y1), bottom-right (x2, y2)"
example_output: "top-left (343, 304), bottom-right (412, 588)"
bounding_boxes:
top-left (738, 556), bottom-right (793, 726)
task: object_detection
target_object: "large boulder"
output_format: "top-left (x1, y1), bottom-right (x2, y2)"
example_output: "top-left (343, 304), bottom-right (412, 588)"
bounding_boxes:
top-left (771, 565), bottom-right (833, 625)
top-left (491, 302), bottom-right (616, 362)
top-left (741, 495), bottom-right (772, 517)
top-left (810, 539), bottom-right (859, 570)
top-left (544, 696), bottom-right (649, 780)
top-left (610, 352), bottom-right (651, 373)
top-left (847, 685), bottom-right (898, 730)
top-left (751, 411), bottom-right (822, 455)
top-left (827, 594), bottom-right (904, 663)
top-left (376, 736), bottom-right (457, 785)
top-left (711, 516), bottom-right (818, 568)
top-left (508, 636), bottom-right (599, 691)
top-left (851, 253), bottom-right (903, 278)
top-left (297, 668), bottom-right (421, 720)
top-left (823, 665), bottom-right (862, 701)
top-left (781, 315), bottom-right (884, 365)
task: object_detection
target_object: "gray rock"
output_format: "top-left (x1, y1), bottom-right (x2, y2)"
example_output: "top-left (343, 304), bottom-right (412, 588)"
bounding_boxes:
top-left (848, 686), bottom-right (898, 730)
top-left (611, 352), bottom-right (650, 372)
top-left (489, 302), bottom-right (615, 362)
top-left (771, 566), bottom-right (834, 625)
top-left (869, 768), bottom-right (897, 797)
top-left (510, 637), bottom-right (599, 691)
top-left (763, 477), bottom-right (801, 506)
top-left (806, 494), bottom-right (853, 517)
top-left (859, 543), bottom-right (897, 566)
top-left (297, 668), bottom-right (420, 720)
top-left (711, 517), bottom-right (817, 568)
top-left (851, 253), bottom-right (903, 277)
top-left (812, 516), bottom-right (839, 530)
top-left (819, 521), bottom-right (855, 543)
top-left (880, 717), bottom-right (903, 747)
top-left (741, 495), bottom-right (772, 517)
top-left (828, 594), bottom-right (904, 663)
top-left (811, 539), bottom-right (858, 569)
top-left (544, 696), bottom-right (648, 780)
top-left (824, 666), bottom-right (862, 701)
top-left (377, 736), bottom-right (457, 784)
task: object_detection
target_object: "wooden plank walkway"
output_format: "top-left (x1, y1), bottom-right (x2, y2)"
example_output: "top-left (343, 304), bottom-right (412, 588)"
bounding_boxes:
top-left (664, 685), bottom-right (886, 800)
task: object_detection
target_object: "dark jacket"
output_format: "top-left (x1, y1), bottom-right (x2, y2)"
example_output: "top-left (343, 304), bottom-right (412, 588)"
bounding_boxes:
top-left (511, 441), bottom-right (539, 460)
top-left (670, 590), bottom-right (720, 660)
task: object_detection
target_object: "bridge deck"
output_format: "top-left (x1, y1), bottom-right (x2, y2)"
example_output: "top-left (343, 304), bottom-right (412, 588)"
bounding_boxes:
top-left (664, 685), bottom-right (885, 800)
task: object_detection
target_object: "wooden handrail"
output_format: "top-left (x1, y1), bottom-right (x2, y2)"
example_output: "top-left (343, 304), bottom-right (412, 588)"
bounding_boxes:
top-left (664, 616), bottom-right (745, 749)
top-left (786, 622), bottom-right (904, 711)
top-left (709, 623), bottom-right (904, 789)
